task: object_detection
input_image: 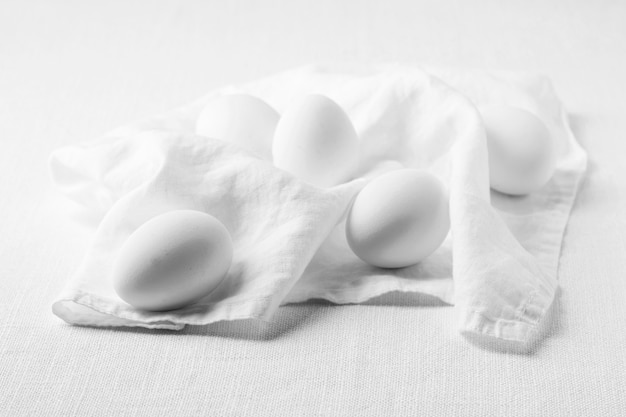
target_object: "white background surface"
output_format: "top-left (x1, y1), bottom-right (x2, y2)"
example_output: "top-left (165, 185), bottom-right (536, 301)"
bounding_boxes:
top-left (1, 1), bottom-right (625, 415)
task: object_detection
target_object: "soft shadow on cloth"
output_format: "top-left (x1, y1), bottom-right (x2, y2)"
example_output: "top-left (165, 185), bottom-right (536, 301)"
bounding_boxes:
top-left (59, 291), bottom-right (450, 342)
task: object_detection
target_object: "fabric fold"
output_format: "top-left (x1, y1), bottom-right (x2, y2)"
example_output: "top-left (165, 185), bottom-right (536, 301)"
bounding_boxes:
top-left (49, 65), bottom-right (587, 343)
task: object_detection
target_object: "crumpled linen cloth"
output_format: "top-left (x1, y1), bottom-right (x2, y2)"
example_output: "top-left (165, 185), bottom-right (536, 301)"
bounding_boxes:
top-left (49, 64), bottom-right (586, 343)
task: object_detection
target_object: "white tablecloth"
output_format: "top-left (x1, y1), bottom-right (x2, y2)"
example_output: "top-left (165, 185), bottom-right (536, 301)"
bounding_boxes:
top-left (1, 1), bottom-right (625, 415)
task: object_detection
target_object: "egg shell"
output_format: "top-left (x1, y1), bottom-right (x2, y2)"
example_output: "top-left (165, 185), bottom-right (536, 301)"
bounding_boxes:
top-left (480, 105), bottom-right (556, 196)
top-left (272, 94), bottom-right (360, 188)
top-left (196, 94), bottom-right (279, 160)
top-left (112, 210), bottom-right (233, 311)
top-left (346, 169), bottom-right (450, 269)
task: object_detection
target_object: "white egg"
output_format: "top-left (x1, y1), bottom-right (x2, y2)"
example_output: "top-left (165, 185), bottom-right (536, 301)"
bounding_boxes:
top-left (196, 94), bottom-right (279, 160)
top-left (480, 105), bottom-right (556, 195)
top-left (112, 210), bottom-right (233, 311)
top-left (346, 169), bottom-right (450, 268)
top-left (272, 94), bottom-right (359, 188)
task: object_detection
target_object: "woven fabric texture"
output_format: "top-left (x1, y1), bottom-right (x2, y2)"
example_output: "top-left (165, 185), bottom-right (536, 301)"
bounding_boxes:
top-left (1, 0), bottom-right (625, 416)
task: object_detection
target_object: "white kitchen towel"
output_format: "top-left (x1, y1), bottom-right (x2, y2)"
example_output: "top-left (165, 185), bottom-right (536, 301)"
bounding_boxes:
top-left (49, 65), bottom-right (586, 343)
